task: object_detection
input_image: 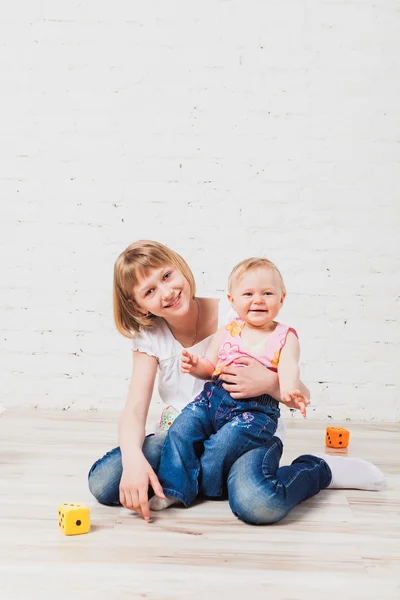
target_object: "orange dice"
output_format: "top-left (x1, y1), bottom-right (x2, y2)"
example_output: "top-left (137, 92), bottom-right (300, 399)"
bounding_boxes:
top-left (325, 427), bottom-right (350, 448)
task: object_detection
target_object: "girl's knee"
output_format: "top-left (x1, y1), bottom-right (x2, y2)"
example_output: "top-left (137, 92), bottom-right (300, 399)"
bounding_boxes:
top-left (229, 485), bottom-right (286, 525)
top-left (142, 432), bottom-right (166, 468)
top-left (87, 453), bottom-right (122, 506)
top-left (88, 465), bottom-right (120, 506)
top-left (228, 463), bottom-right (287, 525)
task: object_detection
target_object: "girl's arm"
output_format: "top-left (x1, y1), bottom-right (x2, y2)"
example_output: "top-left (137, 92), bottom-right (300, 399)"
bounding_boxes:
top-left (118, 351), bottom-right (157, 460)
top-left (219, 359), bottom-right (310, 402)
top-left (118, 351), bottom-right (165, 519)
top-left (181, 328), bottom-right (223, 380)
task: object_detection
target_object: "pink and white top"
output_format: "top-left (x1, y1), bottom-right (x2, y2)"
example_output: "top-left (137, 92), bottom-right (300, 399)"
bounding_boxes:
top-left (213, 319), bottom-right (298, 377)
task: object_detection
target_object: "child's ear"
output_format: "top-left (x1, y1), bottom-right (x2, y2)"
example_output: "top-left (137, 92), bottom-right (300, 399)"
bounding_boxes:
top-left (279, 292), bottom-right (286, 307)
top-left (227, 293), bottom-right (235, 307)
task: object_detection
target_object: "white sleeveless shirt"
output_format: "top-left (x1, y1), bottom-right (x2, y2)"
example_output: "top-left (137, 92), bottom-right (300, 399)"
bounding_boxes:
top-left (132, 298), bottom-right (285, 442)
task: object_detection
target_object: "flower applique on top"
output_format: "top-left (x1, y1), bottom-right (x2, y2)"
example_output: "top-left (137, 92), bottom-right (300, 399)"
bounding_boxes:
top-left (212, 319), bottom-right (298, 377)
top-left (157, 405), bottom-right (179, 433)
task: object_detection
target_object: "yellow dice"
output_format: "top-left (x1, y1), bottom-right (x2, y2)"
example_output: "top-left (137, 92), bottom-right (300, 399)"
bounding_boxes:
top-left (58, 503), bottom-right (90, 536)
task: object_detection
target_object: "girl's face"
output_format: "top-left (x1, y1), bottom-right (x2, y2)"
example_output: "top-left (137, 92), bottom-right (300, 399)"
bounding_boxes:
top-left (133, 265), bottom-right (192, 319)
top-left (228, 267), bottom-right (285, 329)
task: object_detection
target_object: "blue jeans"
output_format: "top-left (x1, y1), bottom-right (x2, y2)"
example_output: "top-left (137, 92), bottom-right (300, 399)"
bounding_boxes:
top-left (157, 380), bottom-right (280, 505)
top-left (88, 435), bottom-right (332, 525)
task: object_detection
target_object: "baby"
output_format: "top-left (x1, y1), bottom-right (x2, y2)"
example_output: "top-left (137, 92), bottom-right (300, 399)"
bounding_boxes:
top-left (150, 257), bottom-right (308, 510)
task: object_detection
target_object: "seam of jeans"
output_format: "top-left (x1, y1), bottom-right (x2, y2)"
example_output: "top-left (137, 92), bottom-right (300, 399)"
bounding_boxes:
top-left (283, 466), bottom-right (310, 488)
top-left (283, 458), bottom-right (326, 488)
top-left (259, 415), bottom-right (278, 439)
top-left (234, 418), bottom-right (275, 457)
top-left (213, 389), bottom-right (229, 431)
top-left (261, 439), bottom-right (282, 477)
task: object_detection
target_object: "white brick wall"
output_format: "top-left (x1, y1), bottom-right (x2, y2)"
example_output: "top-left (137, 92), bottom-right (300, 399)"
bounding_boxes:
top-left (1, 1), bottom-right (399, 420)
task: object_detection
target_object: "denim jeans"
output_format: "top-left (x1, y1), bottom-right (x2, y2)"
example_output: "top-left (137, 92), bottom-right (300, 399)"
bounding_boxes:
top-left (157, 380), bottom-right (280, 505)
top-left (88, 432), bottom-right (332, 525)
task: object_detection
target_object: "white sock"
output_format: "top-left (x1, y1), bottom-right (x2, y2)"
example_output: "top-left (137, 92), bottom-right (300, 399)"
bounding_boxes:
top-left (314, 453), bottom-right (387, 491)
top-left (149, 495), bottom-right (181, 511)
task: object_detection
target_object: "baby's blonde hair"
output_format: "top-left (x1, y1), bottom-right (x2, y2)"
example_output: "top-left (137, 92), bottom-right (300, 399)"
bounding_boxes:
top-left (228, 257), bottom-right (286, 295)
top-left (114, 240), bottom-right (196, 337)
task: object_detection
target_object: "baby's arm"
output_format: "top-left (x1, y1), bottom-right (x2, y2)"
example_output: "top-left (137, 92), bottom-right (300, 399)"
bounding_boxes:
top-left (181, 328), bottom-right (223, 380)
top-left (278, 332), bottom-right (308, 417)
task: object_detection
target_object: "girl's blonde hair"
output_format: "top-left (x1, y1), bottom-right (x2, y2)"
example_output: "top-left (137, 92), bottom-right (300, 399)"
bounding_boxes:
top-left (114, 240), bottom-right (196, 338)
top-left (228, 257), bottom-right (286, 295)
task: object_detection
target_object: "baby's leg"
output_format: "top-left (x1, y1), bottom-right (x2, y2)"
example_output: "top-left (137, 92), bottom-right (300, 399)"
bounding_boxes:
top-left (200, 409), bottom-right (278, 498)
top-left (150, 400), bottom-right (213, 510)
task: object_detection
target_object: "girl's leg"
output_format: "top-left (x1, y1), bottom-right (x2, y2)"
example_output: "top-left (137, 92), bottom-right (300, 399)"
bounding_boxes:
top-left (88, 432), bottom-right (167, 506)
top-left (227, 439), bottom-right (332, 525)
top-left (228, 443), bottom-right (387, 525)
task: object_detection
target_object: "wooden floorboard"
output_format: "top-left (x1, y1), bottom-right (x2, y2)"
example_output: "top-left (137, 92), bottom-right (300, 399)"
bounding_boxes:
top-left (0, 409), bottom-right (399, 599)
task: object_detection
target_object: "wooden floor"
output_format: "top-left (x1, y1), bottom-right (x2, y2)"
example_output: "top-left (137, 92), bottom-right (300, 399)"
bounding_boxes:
top-left (0, 409), bottom-right (399, 600)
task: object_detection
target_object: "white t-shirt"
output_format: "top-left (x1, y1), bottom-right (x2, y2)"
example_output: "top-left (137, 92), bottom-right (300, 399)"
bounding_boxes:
top-left (132, 297), bottom-right (285, 442)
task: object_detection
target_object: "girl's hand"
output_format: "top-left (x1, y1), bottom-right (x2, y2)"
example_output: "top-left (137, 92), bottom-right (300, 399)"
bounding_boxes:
top-left (219, 356), bottom-right (279, 399)
top-left (181, 350), bottom-right (199, 374)
top-left (281, 389), bottom-right (309, 417)
top-left (119, 454), bottom-right (165, 521)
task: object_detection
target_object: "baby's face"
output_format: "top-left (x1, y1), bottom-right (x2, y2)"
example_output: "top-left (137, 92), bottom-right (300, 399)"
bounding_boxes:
top-left (228, 267), bottom-right (285, 328)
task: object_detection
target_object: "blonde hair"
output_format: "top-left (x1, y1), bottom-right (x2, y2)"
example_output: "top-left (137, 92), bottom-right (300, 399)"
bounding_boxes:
top-left (228, 257), bottom-right (286, 295)
top-left (113, 240), bottom-right (196, 338)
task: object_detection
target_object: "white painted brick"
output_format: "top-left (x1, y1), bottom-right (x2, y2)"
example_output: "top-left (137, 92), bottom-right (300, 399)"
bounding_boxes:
top-left (1, 1), bottom-right (399, 419)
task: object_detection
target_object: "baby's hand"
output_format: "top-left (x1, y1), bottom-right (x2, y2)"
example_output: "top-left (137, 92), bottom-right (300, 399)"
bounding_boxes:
top-left (181, 350), bottom-right (199, 374)
top-left (281, 389), bottom-right (310, 418)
